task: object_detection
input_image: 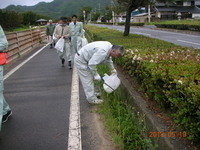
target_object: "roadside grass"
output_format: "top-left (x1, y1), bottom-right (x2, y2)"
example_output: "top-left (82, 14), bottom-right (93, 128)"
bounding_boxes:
top-left (85, 24), bottom-right (200, 146)
top-left (4, 26), bottom-right (44, 33)
top-left (94, 65), bottom-right (157, 150)
top-left (146, 20), bottom-right (200, 25)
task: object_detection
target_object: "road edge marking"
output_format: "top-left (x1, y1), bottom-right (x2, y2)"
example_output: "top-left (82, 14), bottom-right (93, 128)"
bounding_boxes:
top-left (68, 65), bottom-right (82, 150)
top-left (177, 39), bottom-right (200, 46)
top-left (3, 43), bottom-right (49, 80)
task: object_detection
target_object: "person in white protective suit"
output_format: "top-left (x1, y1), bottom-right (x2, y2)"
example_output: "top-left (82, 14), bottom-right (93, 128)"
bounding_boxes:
top-left (69, 15), bottom-right (83, 53)
top-left (0, 25), bottom-right (12, 130)
top-left (74, 41), bottom-right (124, 104)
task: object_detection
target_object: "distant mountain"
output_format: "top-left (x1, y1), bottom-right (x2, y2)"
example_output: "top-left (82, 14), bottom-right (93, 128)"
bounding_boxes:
top-left (4, 0), bottom-right (111, 19)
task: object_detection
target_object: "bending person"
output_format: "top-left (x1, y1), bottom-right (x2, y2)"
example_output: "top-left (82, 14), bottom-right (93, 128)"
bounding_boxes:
top-left (74, 41), bottom-right (124, 104)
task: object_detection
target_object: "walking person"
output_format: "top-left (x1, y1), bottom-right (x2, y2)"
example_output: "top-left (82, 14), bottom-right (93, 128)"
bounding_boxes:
top-left (74, 41), bottom-right (124, 104)
top-left (0, 25), bottom-right (12, 130)
top-left (54, 17), bottom-right (72, 68)
top-left (69, 15), bottom-right (83, 53)
top-left (46, 20), bottom-right (55, 48)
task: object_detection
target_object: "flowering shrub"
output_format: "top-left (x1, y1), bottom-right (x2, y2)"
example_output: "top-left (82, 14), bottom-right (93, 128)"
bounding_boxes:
top-left (85, 25), bottom-right (200, 143)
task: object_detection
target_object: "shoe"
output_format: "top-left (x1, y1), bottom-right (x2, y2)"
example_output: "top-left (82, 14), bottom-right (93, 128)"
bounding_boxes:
top-left (95, 92), bottom-right (101, 98)
top-left (61, 59), bottom-right (65, 67)
top-left (68, 61), bottom-right (72, 69)
top-left (2, 110), bottom-right (12, 123)
top-left (88, 99), bottom-right (103, 104)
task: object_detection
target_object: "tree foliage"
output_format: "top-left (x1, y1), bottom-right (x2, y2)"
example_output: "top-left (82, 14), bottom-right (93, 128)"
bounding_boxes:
top-left (0, 10), bottom-right (51, 30)
top-left (0, 10), bottom-right (23, 29)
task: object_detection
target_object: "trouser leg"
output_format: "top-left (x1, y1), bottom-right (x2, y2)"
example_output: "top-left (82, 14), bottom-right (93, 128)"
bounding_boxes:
top-left (71, 36), bottom-right (77, 53)
top-left (74, 55), bottom-right (97, 102)
top-left (0, 66), bottom-right (10, 130)
top-left (64, 42), bottom-right (72, 62)
top-left (76, 36), bottom-right (82, 51)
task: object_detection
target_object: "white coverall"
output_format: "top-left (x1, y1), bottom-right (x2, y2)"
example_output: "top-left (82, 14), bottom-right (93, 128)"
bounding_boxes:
top-left (0, 25), bottom-right (11, 130)
top-left (74, 41), bottom-right (115, 103)
top-left (69, 22), bottom-right (83, 52)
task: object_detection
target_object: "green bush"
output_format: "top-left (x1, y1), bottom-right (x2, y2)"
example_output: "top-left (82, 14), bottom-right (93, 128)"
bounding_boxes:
top-left (84, 25), bottom-right (200, 143)
top-left (155, 24), bottom-right (200, 31)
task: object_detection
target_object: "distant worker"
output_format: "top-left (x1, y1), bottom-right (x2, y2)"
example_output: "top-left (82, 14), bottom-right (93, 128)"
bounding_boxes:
top-left (46, 20), bottom-right (55, 48)
top-left (53, 17), bottom-right (72, 68)
top-left (74, 41), bottom-right (125, 104)
top-left (0, 25), bottom-right (12, 130)
top-left (69, 15), bottom-right (83, 53)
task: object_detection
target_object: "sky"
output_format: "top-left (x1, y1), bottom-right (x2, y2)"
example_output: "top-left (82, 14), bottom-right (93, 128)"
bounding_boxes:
top-left (0, 0), bottom-right (53, 9)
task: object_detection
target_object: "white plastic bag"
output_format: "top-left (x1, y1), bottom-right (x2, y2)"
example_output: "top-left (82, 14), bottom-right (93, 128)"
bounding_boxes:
top-left (81, 37), bottom-right (88, 47)
top-left (47, 36), bottom-right (53, 44)
top-left (53, 34), bottom-right (57, 40)
top-left (55, 37), bottom-right (65, 52)
top-left (102, 73), bottom-right (121, 93)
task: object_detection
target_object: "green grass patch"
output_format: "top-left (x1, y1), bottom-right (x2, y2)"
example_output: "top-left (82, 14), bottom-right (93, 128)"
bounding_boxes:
top-left (84, 24), bottom-right (200, 144)
top-left (145, 20), bottom-right (200, 26)
top-left (95, 65), bottom-right (157, 150)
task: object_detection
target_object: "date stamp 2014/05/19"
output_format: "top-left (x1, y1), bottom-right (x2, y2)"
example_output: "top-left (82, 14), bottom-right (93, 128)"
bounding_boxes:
top-left (148, 132), bottom-right (187, 137)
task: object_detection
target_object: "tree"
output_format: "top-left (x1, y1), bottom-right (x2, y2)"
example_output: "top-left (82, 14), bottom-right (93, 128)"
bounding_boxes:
top-left (22, 11), bottom-right (38, 25)
top-left (0, 10), bottom-right (23, 29)
top-left (116, 0), bottom-right (174, 36)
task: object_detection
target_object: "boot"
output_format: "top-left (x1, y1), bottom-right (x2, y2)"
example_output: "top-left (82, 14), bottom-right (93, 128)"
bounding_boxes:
top-left (68, 61), bottom-right (72, 69)
top-left (61, 58), bottom-right (65, 67)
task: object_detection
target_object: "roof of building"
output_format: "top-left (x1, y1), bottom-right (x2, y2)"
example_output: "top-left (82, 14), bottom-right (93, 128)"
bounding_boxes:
top-left (154, 6), bottom-right (200, 13)
top-left (36, 19), bottom-right (48, 22)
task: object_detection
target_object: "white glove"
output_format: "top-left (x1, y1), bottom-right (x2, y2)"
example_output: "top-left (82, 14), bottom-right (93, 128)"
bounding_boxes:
top-left (111, 69), bottom-right (117, 75)
top-left (94, 74), bottom-right (101, 81)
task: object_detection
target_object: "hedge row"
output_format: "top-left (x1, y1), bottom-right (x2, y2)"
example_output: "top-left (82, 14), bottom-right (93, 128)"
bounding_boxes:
top-left (84, 25), bottom-right (200, 143)
top-left (155, 24), bottom-right (200, 31)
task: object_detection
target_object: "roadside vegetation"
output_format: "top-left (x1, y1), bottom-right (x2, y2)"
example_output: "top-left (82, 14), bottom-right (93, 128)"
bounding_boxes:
top-left (146, 19), bottom-right (200, 26)
top-left (84, 24), bottom-right (200, 149)
top-left (146, 19), bottom-right (200, 31)
top-left (114, 19), bottom-right (200, 31)
top-left (94, 65), bottom-right (157, 150)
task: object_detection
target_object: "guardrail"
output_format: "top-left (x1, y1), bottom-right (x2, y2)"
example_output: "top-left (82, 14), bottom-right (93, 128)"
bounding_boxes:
top-left (5, 27), bottom-right (46, 63)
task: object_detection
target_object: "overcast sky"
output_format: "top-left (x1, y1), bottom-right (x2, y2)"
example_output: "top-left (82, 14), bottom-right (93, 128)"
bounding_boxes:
top-left (0, 0), bottom-right (53, 9)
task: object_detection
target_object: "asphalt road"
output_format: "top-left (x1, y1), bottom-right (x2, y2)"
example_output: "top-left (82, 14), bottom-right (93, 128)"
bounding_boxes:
top-left (90, 24), bottom-right (200, 49)
top-left (0, 44), bottom-right (114, 150)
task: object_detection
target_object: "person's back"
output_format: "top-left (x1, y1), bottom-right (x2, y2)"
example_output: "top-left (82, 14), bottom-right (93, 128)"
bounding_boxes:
top-left (78, 41), bottom-right (112, 62)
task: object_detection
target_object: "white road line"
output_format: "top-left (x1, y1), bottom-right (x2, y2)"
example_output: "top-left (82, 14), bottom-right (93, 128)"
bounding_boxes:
top-left (3, 43), bottom-right (49, 80)
top-left (68, 65), bottom-right (82, 150)
top-left (134, 32), bottom-right (151, 36)
top-left (177, 39), bottom-right (200, 46)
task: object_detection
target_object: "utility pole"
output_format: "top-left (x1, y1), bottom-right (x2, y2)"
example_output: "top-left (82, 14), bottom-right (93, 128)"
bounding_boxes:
top-left (148, 4), bottom-right (151, 22)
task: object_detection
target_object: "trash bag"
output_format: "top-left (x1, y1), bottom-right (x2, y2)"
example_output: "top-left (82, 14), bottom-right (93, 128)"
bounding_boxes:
top-left (81, 37), bottom-right (88, 47)
top-left (55, 37), bottom-right (65, 52)
top-left (47, 36), bottom-right (53, 44)
top-left (102, 73), bottom-right (120, 93)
